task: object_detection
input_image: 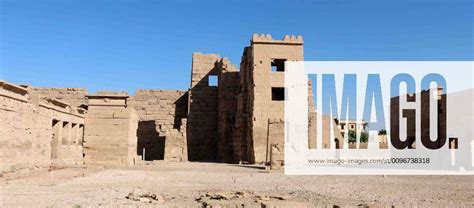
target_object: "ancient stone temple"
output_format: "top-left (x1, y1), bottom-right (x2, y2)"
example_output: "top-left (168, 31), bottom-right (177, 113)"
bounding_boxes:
top-left (0, 34), bottom-right (336, 177)
top-left (0, 81), bottom-right (86, 178)
top-left (232, 34), bottom-right (304, 164)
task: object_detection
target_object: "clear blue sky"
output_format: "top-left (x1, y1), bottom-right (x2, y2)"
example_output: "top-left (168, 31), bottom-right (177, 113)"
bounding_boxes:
top-left (0, 0), bottom-right (472, 94)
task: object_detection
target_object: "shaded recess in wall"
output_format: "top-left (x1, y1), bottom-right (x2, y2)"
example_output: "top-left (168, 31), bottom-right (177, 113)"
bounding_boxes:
top-left (135, 91), bottom-right (188, 161)
top-left (174, 92), bottom-right (189, 130)
top-left (137, 120), bottom-right (165, 160)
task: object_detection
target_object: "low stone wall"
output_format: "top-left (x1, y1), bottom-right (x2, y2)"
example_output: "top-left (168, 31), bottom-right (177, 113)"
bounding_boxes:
top-left (0, 81), bottom-right (85, 178)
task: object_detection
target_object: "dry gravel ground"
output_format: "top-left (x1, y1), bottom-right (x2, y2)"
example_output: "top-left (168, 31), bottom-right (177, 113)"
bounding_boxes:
top-left (0, 162), bottom-right (473, 207)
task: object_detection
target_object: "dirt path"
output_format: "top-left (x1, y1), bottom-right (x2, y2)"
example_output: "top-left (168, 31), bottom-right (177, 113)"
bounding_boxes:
top-left (0, 162), bottom-right (472, 207)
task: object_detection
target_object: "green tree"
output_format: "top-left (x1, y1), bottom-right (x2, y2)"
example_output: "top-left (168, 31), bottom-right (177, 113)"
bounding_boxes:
top-left (348, 130), bottom-right (369, 143)
top-left (378, 129), bottom-right (387, 135)
top-left (348, 130), bottom-right (357, 143)
top-left (360, 131), bottom-right (368, 143)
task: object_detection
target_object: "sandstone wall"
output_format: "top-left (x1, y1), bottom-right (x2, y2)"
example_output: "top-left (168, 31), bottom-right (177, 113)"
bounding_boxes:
top-left (131, 90), bottom-right (188, 161)
top-left (83, 93), bottom-right (139, 166)
top-left (308, 113), bottom-right (344, 149)
top-left (2, 34), bottom-right (331, 170)
top-left (232, 47), bottom-right (253, 163)
top-left (267, 119), bottom-right (285, 170)
top-left (42, 98), bottom-right (85, 167)
top-left (250, 35), bottom-right (304, 163)
top-left (163, 119), bottom-right (188, 162)
top-left (233, 34), bottom-right (304, 163)
top-left (217, 58), bottom-right (239, 163)
top-left (26, 86), bottom-right (87, 108)
top-left (187, 53), bottom-right (220, 161)
top-left (0, 81), bottom-right (85, 178)
top-left (307, 78), bottom-right (344, 150)
top-left (0, 82), bottom-right (51, 177)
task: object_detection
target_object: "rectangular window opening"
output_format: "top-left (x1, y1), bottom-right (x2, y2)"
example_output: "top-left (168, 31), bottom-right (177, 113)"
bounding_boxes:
top-left (208, 75), bottom-right (218, 87)
top-left (52, 119), bottom-right (60, 127)
top-left (271, 59), bottom-right (286, 72)
top-left (272, 87), bottom-right (285, 101)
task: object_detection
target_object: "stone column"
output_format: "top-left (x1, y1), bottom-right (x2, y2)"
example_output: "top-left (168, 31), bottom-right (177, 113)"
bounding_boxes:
top-left (62, 122), bottom-right (72, 145)
top-left (51, 120), bottom-right (63, 159)
top-left (72, 123), bottom-right (79, 145)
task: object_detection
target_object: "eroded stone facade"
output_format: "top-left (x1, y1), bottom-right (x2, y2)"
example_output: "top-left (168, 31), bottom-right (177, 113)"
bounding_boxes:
top-left (131, 90), bottom-right (188, 161)
top-left (0, 81), bottom-right (85, 178)
top-left (1, 34), bottom-right (338, 177)
top-left (25, 86), bottom-right (88, 109)
top-left (83, 93), bottom-right (139, 166)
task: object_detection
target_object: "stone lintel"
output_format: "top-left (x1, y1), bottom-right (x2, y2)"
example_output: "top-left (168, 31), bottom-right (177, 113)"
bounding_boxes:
top-left (39, 98), bottom-right (85, 118)
top-left (46, 98), bottom-right (71, 109)
top-left (87, 93), bottom-right (129, 107)
top-left (0, 80), bottom-right (29, 102)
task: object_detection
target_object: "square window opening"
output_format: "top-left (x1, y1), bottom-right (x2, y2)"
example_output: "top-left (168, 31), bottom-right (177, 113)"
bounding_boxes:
top-left (271, 59), bottom-right (286, 72)
top-left (272, 87), bottom-right (285, 101)
top-left (208, 75), bottom-right (218, 87)
top-left (52, 119), bottom-right (60, 127)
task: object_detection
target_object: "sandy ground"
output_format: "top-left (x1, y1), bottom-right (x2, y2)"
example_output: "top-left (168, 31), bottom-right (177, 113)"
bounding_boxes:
top-left (0, 162), bottom-right (473, 207)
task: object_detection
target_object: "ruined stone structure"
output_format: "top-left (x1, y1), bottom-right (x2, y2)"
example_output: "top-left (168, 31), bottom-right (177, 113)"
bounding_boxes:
top-left (132, 90), bottom-right (188, 162)
top-left (187, 53), bottom-right (221, 161)
top-left (0, 81), bottom-right (85, 178)
top-left (1, 34), bottom-right (345, 177)
top-left (25, 86), bottom-right (88, 109)
top-left (235, 34), bottom-right (304, 164)
top-left (83, 93), bottom-right (139, 166)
